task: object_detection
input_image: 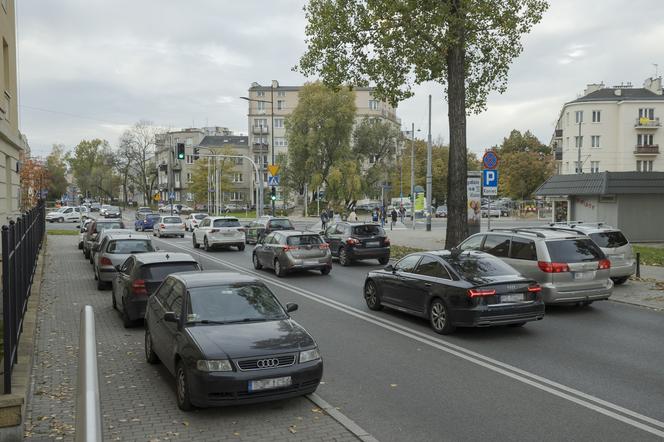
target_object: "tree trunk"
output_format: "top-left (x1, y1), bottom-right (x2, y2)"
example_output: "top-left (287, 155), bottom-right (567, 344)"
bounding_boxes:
top-left (444, 0), bottom-right (469, 248)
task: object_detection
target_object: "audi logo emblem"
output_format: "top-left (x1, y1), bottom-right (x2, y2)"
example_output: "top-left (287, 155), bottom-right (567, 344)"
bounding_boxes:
top-left (256, 358), bottom-right (279, 368)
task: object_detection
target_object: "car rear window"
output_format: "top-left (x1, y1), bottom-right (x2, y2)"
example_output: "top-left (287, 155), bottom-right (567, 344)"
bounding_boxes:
top-left (106, 240), bottom-right (154, 254)
top-left (194, 214), bottom-right (208, 220)
top-left (213, 219), bottom-right (240, 227)
top-left (287, 235), bottom-right (323, 246)
top-left (546, 239), bottom-right (604, 263)
top-left (352, 225), bottom-right (384, 236)
top-left (444, 254), bottom-right (519, 278)
top-left (163, 217), bottom-right (182, 224)
top-left (140, 262), bottom-right (200, 280)
top-left (589, 231), bottom-right (628, 248)
top-left (97, 222), bottom-right (124, 231)
top-left (145, 214), bottom-right (158, 220)
top-left (268, 219), bottom-right (293, 229)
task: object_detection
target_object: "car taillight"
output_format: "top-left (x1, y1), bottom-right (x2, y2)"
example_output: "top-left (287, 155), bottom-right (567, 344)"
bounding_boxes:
top-left (527, 284), bottom-right (542, 293)
top-left (100, 257), bottom-right (112, 266)
top-left (537, 261), bottom-right (570, 273)
top-left (383, 238), bottom-right (390, 246)
top-left (160, 224), bottom-right (165, 229)
top-left (598, 259), bottom-right (611, 270)
top-left (131, 279), bottom-right (148, 296)
top-left (283, 245), bottom-right (299, 252)
top-left (346, 238), bottom-right (360, 246)
top-left (319, 243), bottom-right (329, 250)
top-left (467, 288), bottom-right (497, 298)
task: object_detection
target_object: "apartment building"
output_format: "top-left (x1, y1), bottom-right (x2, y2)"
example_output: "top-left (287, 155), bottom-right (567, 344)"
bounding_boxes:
top-left (0, 0), bottom-right (28, 221)
top-left (551, 77), bottom-right (664, 174)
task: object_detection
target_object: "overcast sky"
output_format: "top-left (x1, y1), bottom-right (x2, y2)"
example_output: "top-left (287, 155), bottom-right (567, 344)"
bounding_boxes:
top-left (15, 0), bottom-right (664, 158)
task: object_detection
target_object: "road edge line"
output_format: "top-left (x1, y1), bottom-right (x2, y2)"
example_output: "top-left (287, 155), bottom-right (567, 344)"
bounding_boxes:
top-left (306, 393), bottom-right (379, 442)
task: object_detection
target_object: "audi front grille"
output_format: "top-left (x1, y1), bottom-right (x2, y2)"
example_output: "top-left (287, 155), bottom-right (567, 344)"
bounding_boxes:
top-left (236, 354), bottom-right (297, 371)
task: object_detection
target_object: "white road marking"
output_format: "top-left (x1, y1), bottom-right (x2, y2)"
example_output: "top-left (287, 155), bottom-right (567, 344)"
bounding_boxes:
top-left (153, 237), bottom-right (664, 438)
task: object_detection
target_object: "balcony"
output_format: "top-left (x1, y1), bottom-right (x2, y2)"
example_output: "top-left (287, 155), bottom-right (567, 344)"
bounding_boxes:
top-left (554, 148), bottom-right (563, 161)
top-left (634, 117), bottom-right (661, 129)
top-left (253, 142), bottom-right (269, 152)
top-left (252, 125), bottom-right (269, 135)
top-left (554, 129), bottom-right (563, 138)
top-left (634, 145), bottom-right (660, 155)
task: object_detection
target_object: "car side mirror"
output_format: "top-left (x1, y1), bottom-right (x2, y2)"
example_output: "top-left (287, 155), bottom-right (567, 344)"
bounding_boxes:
top-left (285, 303), bottom-right (298, 313)
top-left (384, 264), bottom-right (394, 273)
top-left (115, 265), bottom-right (121, 271)
top-left (163, 312), bottom-right (179, 323)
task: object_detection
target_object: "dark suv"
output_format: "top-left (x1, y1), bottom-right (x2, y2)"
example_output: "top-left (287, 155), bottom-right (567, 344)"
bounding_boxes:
top-left (321, 222), bottom-right (390, 266)
top-left (245, 217), bottom-right (295, 244)
top-left (111, 252), bottom-right (201, 327)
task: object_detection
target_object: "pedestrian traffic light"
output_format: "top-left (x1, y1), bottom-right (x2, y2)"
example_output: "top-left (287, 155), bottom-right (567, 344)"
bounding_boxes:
top-left (193, 147), bottom-right (200, 160)
top-left (270, 186), bottom-right (277, 201)
top-left (176, 143), bottom-right (185, 160)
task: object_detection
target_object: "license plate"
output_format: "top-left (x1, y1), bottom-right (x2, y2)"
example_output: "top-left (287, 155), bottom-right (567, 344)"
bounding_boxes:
top-left (222, 232), bottom-right (234, 236)
top-left (501, 294), bottom-right (523, 303)
top-left (574, 271), bottom-right (593, 280)
top-left (248, 376), bottom-right (292, 392)
top-left (304, 260), bottom-right (319, 266)
top-left (610, 254), bottom-right (624, 260)
top-left (366, 241), bottom-right (380, 248)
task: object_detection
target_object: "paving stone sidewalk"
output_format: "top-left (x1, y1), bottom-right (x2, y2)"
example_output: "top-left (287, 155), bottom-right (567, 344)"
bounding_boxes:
top-left (24, 235), bottom-right (358, 441)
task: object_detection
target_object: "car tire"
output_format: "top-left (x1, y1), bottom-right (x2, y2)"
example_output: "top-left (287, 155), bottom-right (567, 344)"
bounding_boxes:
top-left (204, 237), bottom-right (211, 251)
top-left (111, 291), bottom-right (117, 310)
top-left (96, 276), bottom-right (106, 291)
top-left (274, 259), bottom-right (286, 277)
top-left (145, 327), bottom-right (160, 364)
top-left (378, 257), bottom-right (390, 265)
top-left (176, 360), bottom-right (194, 411)
top-left (429, 298), bottom-right (455, 335)
top-left (78, 241), bottom-right (83, 250)
top-left (364, 280), bottom-right (383, 311)
top-left (237, 244), bottom-right (245, 251)
top-left (192, 235), bottom-right (199, 249)
top-left (252, 253), bottom-right (263, 270)
top-left (84, 249), bottom-right (90, 259)
top-left (508, 322), bottom-right (527, 328)
top-left (320, 266), bottom-right (331, 275)
top-left (180, 235), bottom-right (185, 238)
top-left (612, 276), bottom-right (629, 285)
top-left (339, 247), bottom-right (351, 266)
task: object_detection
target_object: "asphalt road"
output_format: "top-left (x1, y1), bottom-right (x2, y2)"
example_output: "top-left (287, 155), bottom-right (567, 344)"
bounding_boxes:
top-left (142, 228), bottom-right (664, 442)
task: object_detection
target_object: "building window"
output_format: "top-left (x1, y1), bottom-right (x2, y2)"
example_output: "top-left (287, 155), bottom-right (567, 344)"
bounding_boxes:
top-left (575, 136), bottom-right (583, 148)
top-left (277, 91), bottom-right (286, 97)
top-left (575, 110), bottom-right (583, 124)
top-left (574, 161), bottom-right (581, 173)
top-left (590, 161), bottom-right (600, 173)
top-left (185, 155), bottom-right (193, 164)
top-left (185, 138), bottom-right (193, 147)
top-left (231, 192), bottom-right (244, 201)
top-left (592, 110), bottom-right (601, 123)
top-left (233, 157), bottom-right (243, 166)
top-left (263, 172), bottom-right (268, 182)
top-left (566, 112), bottom-right (570, 126)
top-left (186, 172), bottom-right (192, 183)
top-left (591, 136), bottom-right (600, 148)
top-left (274, 138), bottom-right (288, 147)
top-left (263, 155), bottom-right (268, 166)
top-left (636, 160), bottom-right (653, 172)
top-left (257, 101), bottom-right (266, 111)
top-left (637, 134), bottom-right (654, 146)
top-left (2, 39), bottom-right (9, 95)
top-left (257, 91), bottom-right (265, 97)
top-left (277, 100), bottom-right (285, 110)
top-left (638, 108), bottom-right (655, 120)
top-left (274, 118), bottom-right (284, 128)
top-left (255, 118), bottom-right (267, 128)
top-left (233, 173), bottom-right (243, 183)
top-left (369, 100), bottom-right (379, 110)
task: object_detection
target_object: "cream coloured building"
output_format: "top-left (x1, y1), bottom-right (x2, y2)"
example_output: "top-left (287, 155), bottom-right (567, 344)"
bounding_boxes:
top-left (0, 0), bottom-right (27, 221)
top-left (551, 77), bottom-right (664, 175)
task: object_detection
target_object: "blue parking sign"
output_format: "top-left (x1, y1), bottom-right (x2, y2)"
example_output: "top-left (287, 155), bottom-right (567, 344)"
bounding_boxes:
top-left (482, 169), bottom-right (498, 196)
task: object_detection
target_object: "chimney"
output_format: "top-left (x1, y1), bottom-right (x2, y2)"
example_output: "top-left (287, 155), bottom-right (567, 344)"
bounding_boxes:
top-left (583, 82), bottom-right (604, 96)
top-left (644, 77), bottom-right (663, 95)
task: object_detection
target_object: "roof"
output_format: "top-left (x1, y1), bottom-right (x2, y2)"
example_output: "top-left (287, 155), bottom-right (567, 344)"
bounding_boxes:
top-left (134, 252), bottom-right (198, 265)
top-left (569, 88), bottom-right (664, 104)
top-left (171, 271), bottom-right (261, 288)
top-left (536, 172), bottom-right (664, 196)
top-left (248, 84), bottom-right (375, 92)
top-left (198, 135), bottom-right (248, 147)
top-left (277, 230), bottom-right (318, 237)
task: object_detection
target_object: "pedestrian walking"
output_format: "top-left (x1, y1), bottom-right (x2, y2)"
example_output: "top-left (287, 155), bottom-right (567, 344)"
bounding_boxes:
top-left (380, 206), bottom-right (386, 228)
top-left (372, 208), bottom-right (379, 223)
top-left (399, 206), bottom-right (405, 223)
top-left (390, 208), bottom-right (398, 230)
top-left (320, 210), bottom-right (329, 231)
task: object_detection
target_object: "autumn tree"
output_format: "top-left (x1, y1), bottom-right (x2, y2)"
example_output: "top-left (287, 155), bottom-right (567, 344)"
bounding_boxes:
top-left (496, 129), bottom-right (554, 199)
top-left (20, 159), bottom-right (48, 208)
top-left (297, 0), bottom-right (548, 247)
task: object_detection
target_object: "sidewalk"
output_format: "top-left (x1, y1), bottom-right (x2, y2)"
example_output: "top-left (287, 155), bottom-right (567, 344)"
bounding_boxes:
top-left (24, 235), bottom-right (359, 441)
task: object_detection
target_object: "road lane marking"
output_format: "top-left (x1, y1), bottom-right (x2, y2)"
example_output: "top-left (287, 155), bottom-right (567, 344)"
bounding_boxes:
top-left (153, 237), bottom-right (664, 438)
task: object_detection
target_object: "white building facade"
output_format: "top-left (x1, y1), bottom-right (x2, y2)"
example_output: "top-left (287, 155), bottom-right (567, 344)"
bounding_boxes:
top-left (552, 77), bottom-right (664, 175)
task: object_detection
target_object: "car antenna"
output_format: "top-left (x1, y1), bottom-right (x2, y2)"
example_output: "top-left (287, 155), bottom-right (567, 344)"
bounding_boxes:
top-left (165, 253), bottom-right (170, 259)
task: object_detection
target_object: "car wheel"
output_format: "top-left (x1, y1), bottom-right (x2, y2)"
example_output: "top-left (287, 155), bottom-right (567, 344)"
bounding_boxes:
top-left (320, 266), bottom-right (331, 275)
top-left (429, 298), bottom-right (455, 335)
top-left (78, 241), bottom-right (83, 250)
top-left (611, 276), bottom-right (629, 285)
top-left (237, 244), bottom-right (245, 251)
top-left (176, 360), bottom-right (194, 411)
top-left (274, 259), bottom-right (286, 277)
top-left (204, 237), bottom-right (211, 251)
top-left (253, 253), bottom-right (263, 270)
top-left (84, 249), bottom-right (90, 259)
top-left (111, 291), bottom-right (117, 310)
top-left (508, 322), bottom-right (527, 328)
top-left (364, 280), bottom-right (383, 311)
top-left (339, 247), bottom-right (351, 266)
top-left (192, 234), bottom-right (199, 249)
top-left (96, 276), bottom-right (106, 291)
top-left (58, 217), bottom-right (65, 223)
top-left (180, 234), bottom-right (185, 238)
top-left (378, 257), bottom-right (390, 265)
top-left (145, 327), bottom-right (160, 364)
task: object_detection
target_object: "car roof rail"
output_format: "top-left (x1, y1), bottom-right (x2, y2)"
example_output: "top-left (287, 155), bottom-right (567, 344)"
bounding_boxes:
top-left (536, 226), bottom-right (585, 234)
top-left (550, 220), bottom-right (610, 228)
top-left (489, 228), bottom-right (546, 238)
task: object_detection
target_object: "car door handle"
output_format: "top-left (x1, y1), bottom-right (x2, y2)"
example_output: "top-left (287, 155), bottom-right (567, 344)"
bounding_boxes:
top-left (424, 283), bottom-right (432, 287)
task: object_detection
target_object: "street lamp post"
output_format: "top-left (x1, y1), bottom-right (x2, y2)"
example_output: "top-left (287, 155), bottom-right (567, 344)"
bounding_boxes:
top-left (426, 95), bottom-right (432, 232)
top-left (410, 123), bottom-right (415, 230)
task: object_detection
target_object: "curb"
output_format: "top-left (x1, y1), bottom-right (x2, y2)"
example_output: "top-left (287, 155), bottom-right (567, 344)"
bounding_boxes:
top-left (307, 393), bottom-right (378, 442)
top-left (608, 298), bottom-right (664, 312)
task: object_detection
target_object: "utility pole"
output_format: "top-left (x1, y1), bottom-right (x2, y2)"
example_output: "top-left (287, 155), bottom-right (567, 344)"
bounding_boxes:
top-left (426, 95), bottom-right (432, 232)
top-left (577, 113), bottom-right (582, 174)
top-left (271, 81), bottom-right (276, 216)
top-left (168, 134), bottom-right (174, 216)
top-left (410, 122), bottom-right (415, 231)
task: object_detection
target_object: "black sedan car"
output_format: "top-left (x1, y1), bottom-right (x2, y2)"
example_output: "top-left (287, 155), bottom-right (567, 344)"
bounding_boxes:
top-left (322, 222), bottom-right (390, 266)
top-left (144, 272), bottom-right (323, 410)
top-left (363, 250), bottom-right (544, 334)
top-left (245, 217), bottom-right (295, 244)
top-left (112, 252), bottom-right (201, 327)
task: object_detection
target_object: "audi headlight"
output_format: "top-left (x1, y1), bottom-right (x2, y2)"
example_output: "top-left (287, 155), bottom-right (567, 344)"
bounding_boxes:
top-left (299, 348), bottom-right (321, 364)
top-left (196, 359), bottom-right (233, 372)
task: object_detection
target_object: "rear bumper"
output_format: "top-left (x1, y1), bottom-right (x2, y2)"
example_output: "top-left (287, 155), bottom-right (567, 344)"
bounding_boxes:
top-left (125, 297), bottom-right (148, 321)
top-left (454, 302), bottom-right (545, 327)
top-left (285, 258), bottom-right (332, 272)
top-left (610, 262), bottom-right (636, 278)
top-left (347, 246), bottom-right (390, 260)
top-left (542, 280), bottom-right (613, 304)
top-left (98, 267), bottom-right (117, 282)
top-left (208, 236), bottom-right (245, 246)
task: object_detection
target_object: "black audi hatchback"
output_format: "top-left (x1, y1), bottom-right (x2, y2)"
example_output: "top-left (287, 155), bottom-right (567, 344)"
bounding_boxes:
top-left (144, 272), bottom-right (323, 410)
top-left (363, 250), bottom-right (544, 334)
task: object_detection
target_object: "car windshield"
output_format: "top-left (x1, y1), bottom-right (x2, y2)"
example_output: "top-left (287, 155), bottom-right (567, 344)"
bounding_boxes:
top-left (163, 217), bottom-right (182, 224)
top-left (187, 284), bottom-right (287, 323)
top-left (287, 235), bottom-right (323, 246)
top-left (546, 239), bottom-right (604, 263)
top-left (97, 222), bottom-right (124, 231)
top-left (352, 225), bottom-right (384, 236)
top-left (269, 219), bottom-right (293, 229)
top-left (106, 240), bottom-right (154, 254)
top-left (140, 262), bottom-right (200, 280)
top-left (194, 214), bottom-right (208, 220)
top-left (108, 206), bottom-right (119, 212)
top-left (444, 254), bottom-right (519, 278)
top-left (589, 231), bottom-right (628, 248)
top-left (213, 219), bottom-right (240, 227)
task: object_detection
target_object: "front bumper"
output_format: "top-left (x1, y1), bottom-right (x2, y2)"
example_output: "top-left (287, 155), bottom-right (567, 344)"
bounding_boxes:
top-left (347, 246), bottom-right (390, 260)
top-left (453, 302), bottom-right (545, 327)
top-left (542, 280), bottom-right (613, 304)
top-left (187, 359), bottom-right (323, 407)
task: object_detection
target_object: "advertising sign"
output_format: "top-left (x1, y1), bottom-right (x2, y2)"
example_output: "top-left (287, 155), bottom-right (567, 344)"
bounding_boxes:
top-left (467, 172), bottom-right (482, 235)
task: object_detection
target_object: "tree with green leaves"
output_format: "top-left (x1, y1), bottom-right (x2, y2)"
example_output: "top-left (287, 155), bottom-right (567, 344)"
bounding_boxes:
top-left (297, 0), bottom-right (548, 247)
top-left (496, 130), bottom-right (554, 199)
top-left (68, 139), bottom-right (108, 199)
top-left (45, 144), bottom-right (69, 198)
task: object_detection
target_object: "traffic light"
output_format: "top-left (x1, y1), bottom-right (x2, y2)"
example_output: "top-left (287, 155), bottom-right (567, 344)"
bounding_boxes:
top-left (176, 143), bottom-right (185, 160)
top-left (193, 147), bottom-right (200, 160)
top-left (270, 186), bottom-right (277, 201)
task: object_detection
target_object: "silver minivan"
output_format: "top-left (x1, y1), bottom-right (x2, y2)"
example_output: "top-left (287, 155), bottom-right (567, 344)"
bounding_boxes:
top-left (93, 233), bottom-right (155, 290)
top-left (458, 228), bottom-right (613, 305)
top-left (252, 231), bottom-right (332, 276)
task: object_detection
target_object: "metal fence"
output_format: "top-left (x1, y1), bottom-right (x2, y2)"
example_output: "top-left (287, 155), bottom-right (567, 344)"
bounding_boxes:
top-left (2, 201), bottom-right (46, 394)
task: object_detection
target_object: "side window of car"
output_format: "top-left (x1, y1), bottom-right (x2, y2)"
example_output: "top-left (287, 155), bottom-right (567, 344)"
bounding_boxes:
top-left (264, 233), bottom-right (276, 244)
top-left (154, 278), bottom-right (175, 308)
top-left (120, 257), bottom-right (134, 274)
top-left (414, 256), bottom-right (451, 279)
top-left (325, 225), bottom-right (336, 236)
top-left (481, 235), bottom-right (510, 258)
top-left (509, 237), bottom-right (538, 261)
top-left (395, 255), bottom-right (421, 273)
top-left (459, 235), bottom-right (484, 251)
top-left (170, 282), bottom-right (185, 317)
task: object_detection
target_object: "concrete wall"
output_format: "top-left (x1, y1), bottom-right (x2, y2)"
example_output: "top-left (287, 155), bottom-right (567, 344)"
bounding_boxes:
top-left (617, 194), bottom-right (664, 242)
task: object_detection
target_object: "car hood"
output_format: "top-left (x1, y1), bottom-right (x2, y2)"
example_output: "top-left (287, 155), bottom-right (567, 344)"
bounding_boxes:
top-left (186, 318), bottom-right (315, 359)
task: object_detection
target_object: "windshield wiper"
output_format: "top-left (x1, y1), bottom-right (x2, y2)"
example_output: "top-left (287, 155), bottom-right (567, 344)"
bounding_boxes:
top-left (187, 319), bottom-right (229, 325)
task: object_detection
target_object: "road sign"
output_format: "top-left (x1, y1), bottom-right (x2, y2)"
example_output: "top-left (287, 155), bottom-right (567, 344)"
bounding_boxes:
top-left (169, 192), bottom-right (176, 200)
top-left (267, 165), bottom-right (280, 176)
top-left (153, 193), bottom-right (161, 201)
top-left (267, 175), bottom-right (280, 186)
top-left (482, 151), bottom-right (499, 170)
top-left (482, 169), bottom-right (498, 196)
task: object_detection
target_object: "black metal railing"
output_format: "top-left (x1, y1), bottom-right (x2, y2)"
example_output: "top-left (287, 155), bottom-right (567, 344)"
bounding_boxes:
top-left (2, 201), bottom-right (46, 394)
